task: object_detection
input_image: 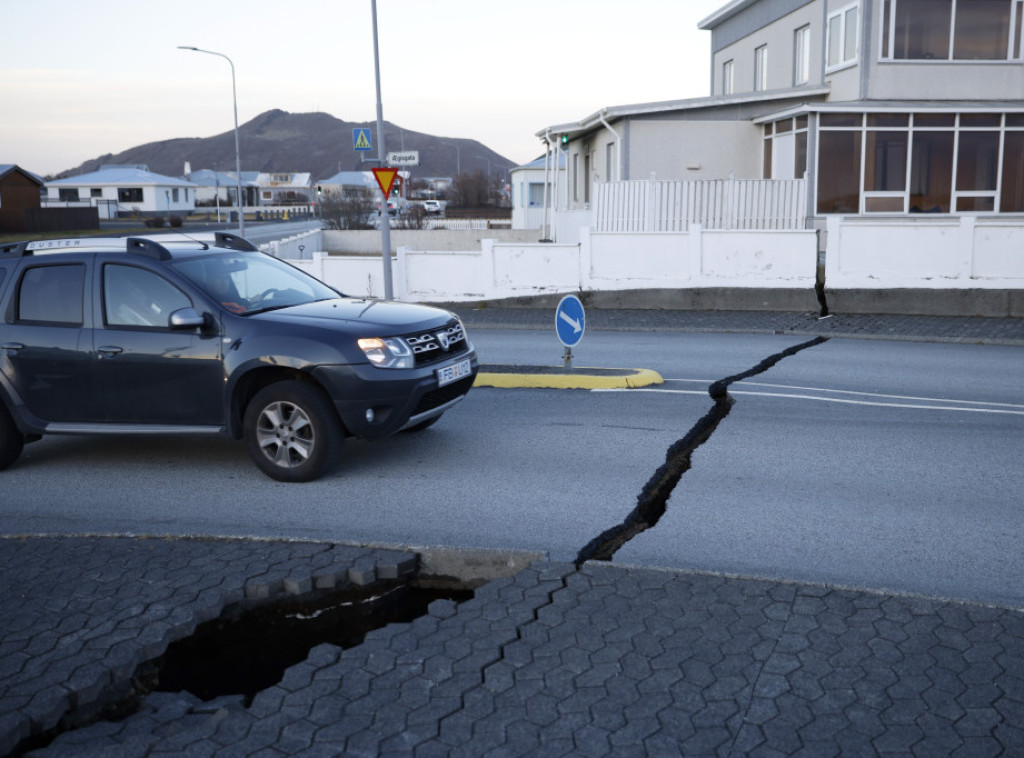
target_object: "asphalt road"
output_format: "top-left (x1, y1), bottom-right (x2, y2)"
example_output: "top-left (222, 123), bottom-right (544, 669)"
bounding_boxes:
top-left (3, 330), bottom-right (1023, 608)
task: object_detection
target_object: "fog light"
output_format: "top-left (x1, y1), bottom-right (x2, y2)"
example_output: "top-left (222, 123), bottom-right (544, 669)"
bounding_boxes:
top-left (366, 408), bottom-right (375, 423)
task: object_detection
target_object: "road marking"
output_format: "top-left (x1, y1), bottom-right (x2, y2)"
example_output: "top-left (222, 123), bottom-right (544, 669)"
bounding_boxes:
top-left (595, 379), bottom-right (1024, 416)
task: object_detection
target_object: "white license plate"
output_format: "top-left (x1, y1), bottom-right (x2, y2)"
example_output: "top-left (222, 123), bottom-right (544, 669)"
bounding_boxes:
top-left (436, 358), bottom-right (472, 387)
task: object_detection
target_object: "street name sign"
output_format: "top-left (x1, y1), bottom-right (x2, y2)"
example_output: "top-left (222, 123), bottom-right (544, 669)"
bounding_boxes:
top-left (387, 151), bottom-right (420, 167)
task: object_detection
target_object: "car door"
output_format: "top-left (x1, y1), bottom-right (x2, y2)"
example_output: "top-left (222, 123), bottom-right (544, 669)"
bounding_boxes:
top-left (94, 262), bottom-right (224, 426)
top-left (0, 260), bottom-right (98, 422)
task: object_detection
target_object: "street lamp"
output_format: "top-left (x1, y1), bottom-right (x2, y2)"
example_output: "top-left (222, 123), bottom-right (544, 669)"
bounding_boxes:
top-left (177, 46), bottom-right (245, 236)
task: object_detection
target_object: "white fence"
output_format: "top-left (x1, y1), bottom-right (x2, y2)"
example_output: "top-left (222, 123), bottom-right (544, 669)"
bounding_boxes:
top-left (288, 226), bottom-right (818, 303)
top-left (825, 216), bottom-right (1024, 289)
top-left (591, 175), bottom-right (807, 232)
top-left (261, 229), bottom-right (323, 260)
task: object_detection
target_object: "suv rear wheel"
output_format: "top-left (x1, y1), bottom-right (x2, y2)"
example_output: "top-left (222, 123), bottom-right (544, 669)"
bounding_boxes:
top-left (243, 381), bottom-right (344, 482)
top-left (0, 404), bottom-right (24, 471)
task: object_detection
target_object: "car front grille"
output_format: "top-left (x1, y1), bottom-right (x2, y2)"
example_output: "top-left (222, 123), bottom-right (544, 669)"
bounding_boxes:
top-left (405, 320), bottom-right (469, 366)
top-left (413, 375), bottom-right (476, 415)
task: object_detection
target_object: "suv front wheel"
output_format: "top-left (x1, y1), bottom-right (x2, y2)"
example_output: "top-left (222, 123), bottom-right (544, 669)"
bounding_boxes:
top-left (243, 381), bottom-right (344, 482)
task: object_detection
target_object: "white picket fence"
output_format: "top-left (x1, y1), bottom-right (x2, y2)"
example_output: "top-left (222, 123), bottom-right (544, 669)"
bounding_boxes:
top-left (593, 175), bottom-right (807, 232)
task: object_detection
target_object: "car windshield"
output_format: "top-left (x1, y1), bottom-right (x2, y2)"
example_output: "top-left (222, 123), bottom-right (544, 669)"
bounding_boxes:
top-left (171, 253), bottom-right (340, 315)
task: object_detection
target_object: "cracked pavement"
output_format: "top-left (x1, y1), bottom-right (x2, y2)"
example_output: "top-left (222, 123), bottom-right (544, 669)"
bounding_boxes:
top-left (4, 310), bottom-right (1024, 756)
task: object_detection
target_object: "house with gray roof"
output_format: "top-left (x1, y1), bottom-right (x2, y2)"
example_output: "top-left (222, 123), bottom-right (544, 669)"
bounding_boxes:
top-left (45, 165), bottom-right (196, 219)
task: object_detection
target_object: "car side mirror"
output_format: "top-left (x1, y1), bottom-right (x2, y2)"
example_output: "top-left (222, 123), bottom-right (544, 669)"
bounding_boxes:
top-left (169, 307), bottom-right (207, 330)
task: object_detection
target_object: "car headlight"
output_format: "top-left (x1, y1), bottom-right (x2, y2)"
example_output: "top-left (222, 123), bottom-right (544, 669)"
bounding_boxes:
top-left (358, 337), bottom-right (415, 369)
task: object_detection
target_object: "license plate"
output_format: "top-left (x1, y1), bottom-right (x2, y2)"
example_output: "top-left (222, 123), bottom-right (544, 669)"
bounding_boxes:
top-left (436, 358), bottom-right (472, 387)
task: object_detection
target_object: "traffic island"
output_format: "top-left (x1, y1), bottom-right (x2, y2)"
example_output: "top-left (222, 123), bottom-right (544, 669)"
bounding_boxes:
top-left (474, 364), bottom-right (663, 390)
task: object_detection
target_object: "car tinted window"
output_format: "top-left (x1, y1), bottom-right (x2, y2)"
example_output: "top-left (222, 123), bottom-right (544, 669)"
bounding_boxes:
top-left (18, 264), bottom-right (85, 324)
top-left (104, 264), bottom-right (192, 328)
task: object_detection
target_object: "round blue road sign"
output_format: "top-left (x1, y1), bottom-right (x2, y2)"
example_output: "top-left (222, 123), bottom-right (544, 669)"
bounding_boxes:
top-left (555, 295), bottom-right (586, 348)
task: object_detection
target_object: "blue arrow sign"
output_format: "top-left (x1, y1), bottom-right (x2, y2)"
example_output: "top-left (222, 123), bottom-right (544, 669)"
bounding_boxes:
top-left (555, 295), bottom-right (586, 348)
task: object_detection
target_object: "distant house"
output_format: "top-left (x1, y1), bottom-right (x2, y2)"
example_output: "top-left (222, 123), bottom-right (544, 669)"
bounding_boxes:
top-left (256, 172), bottom-right (313, 206)
top-left (46, 165), bottom-right (196, 219)
top-left (318, 171), bottom-right (377, 200)
top-left (185, 168), bottom-right (259, 210)
top-left (510, 154), bottom-right (565, 231)
top-left (0, 164), bottom-right (45, 233)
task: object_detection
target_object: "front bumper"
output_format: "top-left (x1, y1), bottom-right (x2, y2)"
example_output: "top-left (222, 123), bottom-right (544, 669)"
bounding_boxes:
top-left (313, 349), bottom-right (479, 440)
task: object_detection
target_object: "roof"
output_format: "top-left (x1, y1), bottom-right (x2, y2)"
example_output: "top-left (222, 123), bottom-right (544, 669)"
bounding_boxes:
top-left (318, 171), bottom-right (378, 189)
top-left (185, 169), bottom-right (258, 187)
top-left (537, 86), bottom-right (831, 141)
top-left (0, 164), bottom-right (45, 186)
top-left (698, 0), bottom-right (758, 29)
top-left (512, 154), bottom-right (567, 172)
top-left (48, 166), bottom-right (196, 188)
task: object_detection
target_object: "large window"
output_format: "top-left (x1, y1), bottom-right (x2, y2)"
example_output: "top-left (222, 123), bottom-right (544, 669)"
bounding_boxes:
top-left (816, 112), bottom-right (1024, 214)
top-left (882, 0), bottom-right (1023, 60)
top-left (827, 3), bottom-right (859, 69)
top-left (118, 187), bottom-right (144, 203)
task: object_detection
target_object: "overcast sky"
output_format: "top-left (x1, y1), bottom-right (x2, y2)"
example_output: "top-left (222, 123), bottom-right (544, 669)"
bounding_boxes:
top-left (1, 0), bottom-right (726, 177)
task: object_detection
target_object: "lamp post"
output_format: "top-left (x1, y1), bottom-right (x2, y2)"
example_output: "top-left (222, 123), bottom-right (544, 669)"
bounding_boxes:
top-left (177, 46), bottom-right (245, 237)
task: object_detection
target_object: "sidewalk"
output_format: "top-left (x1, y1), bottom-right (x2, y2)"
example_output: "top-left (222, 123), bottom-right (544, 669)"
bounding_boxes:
top-left (3, 309), bottom-right (1023, 757)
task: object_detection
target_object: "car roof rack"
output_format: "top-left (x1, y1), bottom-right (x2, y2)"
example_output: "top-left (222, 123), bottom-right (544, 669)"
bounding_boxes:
top-left (0, 233), bottom-right (259, 260)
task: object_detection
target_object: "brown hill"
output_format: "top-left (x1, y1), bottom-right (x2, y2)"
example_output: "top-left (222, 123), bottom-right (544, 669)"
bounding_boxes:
top-left (58, 109), bottom-right (517, 182)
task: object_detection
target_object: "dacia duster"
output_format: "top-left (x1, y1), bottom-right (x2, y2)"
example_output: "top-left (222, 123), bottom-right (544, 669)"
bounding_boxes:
top-left (0, 233), bottom-right (477, 481)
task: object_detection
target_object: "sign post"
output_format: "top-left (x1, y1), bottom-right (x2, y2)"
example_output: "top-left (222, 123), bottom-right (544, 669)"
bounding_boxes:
top-left (555, 294), bottom-right (586, 368)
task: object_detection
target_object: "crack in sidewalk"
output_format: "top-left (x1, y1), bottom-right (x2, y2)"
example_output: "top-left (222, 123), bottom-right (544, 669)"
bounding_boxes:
top-left (575, 336), bottom-right (829, 566)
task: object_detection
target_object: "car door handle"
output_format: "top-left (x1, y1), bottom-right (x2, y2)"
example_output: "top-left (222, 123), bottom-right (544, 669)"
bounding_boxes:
top-left (97, 346), bottom-right (124, 359)
top-left (1, 342), bottom-right (25, 354)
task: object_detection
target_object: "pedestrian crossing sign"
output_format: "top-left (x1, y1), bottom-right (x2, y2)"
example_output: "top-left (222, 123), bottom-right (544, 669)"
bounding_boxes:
top-left (353, 128), bottom-right (372, 151)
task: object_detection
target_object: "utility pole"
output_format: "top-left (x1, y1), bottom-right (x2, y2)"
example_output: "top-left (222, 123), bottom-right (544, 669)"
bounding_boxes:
top-left (371, 0), bottom-right (394, 300)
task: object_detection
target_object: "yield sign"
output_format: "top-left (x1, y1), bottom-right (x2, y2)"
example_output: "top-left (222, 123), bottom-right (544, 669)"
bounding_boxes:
top-left (372, 167), bottom-right (399, 198)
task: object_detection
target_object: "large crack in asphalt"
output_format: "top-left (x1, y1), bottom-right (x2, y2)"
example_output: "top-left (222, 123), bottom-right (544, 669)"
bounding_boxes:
top-left (575, 335), bottom-right (829, 567)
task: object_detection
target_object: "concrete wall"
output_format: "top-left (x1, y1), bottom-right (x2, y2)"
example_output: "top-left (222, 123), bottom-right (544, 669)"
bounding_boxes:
top-left (824, 216), bottom-right (1024, 316)
top-left (628, 121), bottom-right (762, 181)
top-left (322, 228), bottom-right (543, 253)
top-left (291, 226), bottom-right (818, 305)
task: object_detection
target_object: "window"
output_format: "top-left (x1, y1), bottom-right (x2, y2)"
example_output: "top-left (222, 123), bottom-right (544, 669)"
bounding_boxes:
top-left (754, 45), bottom-right (768, 91)
top-left (883, 0), bottom-right (1020, 60)
top-left (827, 3), bottom-right (859, 69)
top-left (172, 188), bottom-right (179, 202)
top-left (58, 188), bottom-right (78, 202)
top-left (528, 182), bottom-right (545, 207)
top-left (816, 111), bottom-right (1019, 214)
top-left (104, 265), bottom-right (191, 328)
top-left (90, 188), bottom-right (102, 198)
top-left (723, 59), bottom-right (735, 94)
top-left (17, 265), bottom-right (85, 324)
top-left (818, 130), bottom-right (862, 213)
top-left (794, 26), bottom-right (811, 84)
top-left (606, 142), bottom-right (615, 182)
top-left (118, 187), bottom-right (143, 203)
top-left (572, 153), bottom-right (579, 203)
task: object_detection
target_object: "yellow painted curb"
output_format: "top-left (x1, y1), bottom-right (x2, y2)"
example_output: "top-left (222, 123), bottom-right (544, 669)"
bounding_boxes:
top-left (475, 368), bottom-right (663, 390)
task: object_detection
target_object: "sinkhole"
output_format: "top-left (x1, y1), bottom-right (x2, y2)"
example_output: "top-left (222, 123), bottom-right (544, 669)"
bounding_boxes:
top-left (142, 580), bottom-right (474, 706)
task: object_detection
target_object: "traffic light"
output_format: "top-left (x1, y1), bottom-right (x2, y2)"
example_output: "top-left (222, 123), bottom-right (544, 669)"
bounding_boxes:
top-left (316, 185), bottom-right (322, 196)
top-left (560, 133), bottom-right (569, 146)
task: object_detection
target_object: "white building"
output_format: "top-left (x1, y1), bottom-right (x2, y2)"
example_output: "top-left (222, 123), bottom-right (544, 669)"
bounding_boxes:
top-left (46, 165), bottom-right (196, 219)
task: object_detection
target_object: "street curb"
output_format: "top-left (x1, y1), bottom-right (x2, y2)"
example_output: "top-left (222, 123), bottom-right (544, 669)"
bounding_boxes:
top-left (474, 365), bottom-right (664, 389)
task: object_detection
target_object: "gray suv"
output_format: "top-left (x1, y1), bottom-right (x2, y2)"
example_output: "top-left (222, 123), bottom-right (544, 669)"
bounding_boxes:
top-left (0, 233), bottom-right (477, 481)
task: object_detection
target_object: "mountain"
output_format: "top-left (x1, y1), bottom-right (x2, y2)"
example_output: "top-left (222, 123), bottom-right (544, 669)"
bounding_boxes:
top-left (56, 110), bottom-right (517, 181)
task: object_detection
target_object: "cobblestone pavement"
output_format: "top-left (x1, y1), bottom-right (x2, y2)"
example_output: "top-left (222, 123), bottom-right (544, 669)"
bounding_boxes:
top-left (5, 541), bottom-right (1023, 757)
top-left (4, 310), bottom-right (1023, 756)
